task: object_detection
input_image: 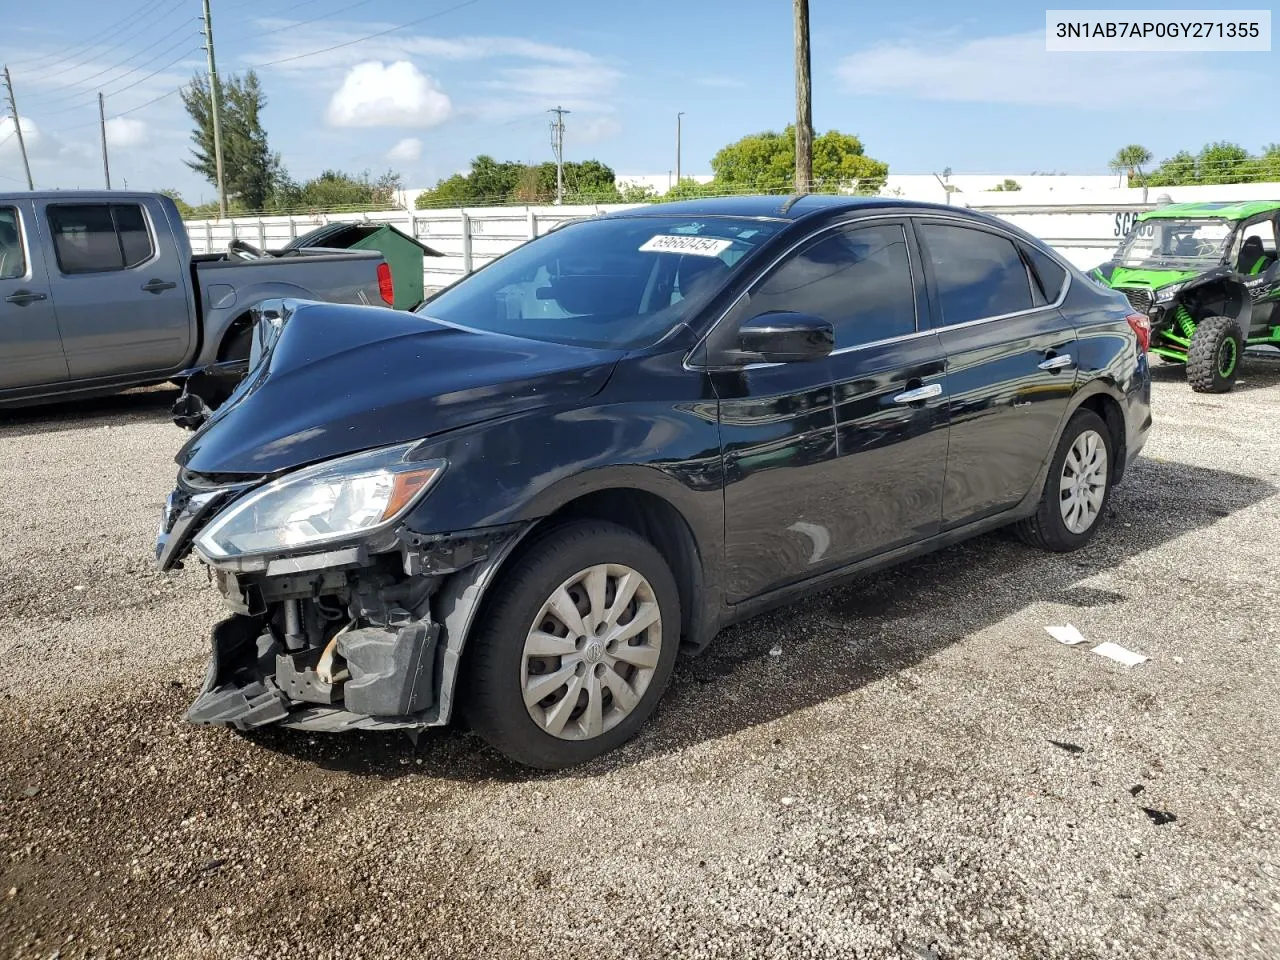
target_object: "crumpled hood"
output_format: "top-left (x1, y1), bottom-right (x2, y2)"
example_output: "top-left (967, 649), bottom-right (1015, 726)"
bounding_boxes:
top-left (177, 301), bottom-right (622, 475)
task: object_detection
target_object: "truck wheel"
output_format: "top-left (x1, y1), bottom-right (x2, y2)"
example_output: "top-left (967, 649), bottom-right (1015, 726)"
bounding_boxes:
top-left (194, 326), bottom-right (254, 408)
top-left (1186, 315), bottom-right (1243, 393)
top-left (463, 521), bottom-right (680, 770)
top-left (1015, 409), bottom-right (1114, 553)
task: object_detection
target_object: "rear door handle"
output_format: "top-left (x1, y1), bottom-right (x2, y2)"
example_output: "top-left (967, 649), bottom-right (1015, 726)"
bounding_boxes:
top-left (4, 289), bottom-right (48, 305)
top-left (1038, 353), bottom-right (1074, 372)
top-left (141, 278), bottom-right (178, 293)
top-left (893, 383), bottom-right (943, 404)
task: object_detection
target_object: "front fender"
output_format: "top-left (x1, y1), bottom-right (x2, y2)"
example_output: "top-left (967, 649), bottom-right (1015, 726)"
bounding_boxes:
top-left (195, 282), bottom-right (334, 366)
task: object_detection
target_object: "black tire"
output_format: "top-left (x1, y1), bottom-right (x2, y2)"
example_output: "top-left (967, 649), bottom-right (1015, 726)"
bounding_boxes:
top-left (1015, 409), bottom-right (1114, 552)
top-left (462, 521), bottom-right (681, 769)
top-left (1186, 315), bottom-right (1243, 393)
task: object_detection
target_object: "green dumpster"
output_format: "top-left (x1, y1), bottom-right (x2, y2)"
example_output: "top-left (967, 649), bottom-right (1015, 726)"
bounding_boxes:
top-left (285, 222), bottom-right (443, 310)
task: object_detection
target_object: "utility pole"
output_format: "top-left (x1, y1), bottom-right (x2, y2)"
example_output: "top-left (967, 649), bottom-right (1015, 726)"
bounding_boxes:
top-left (98, 92), bottom-right (111, 189)
top-left (2, 67), bottom-right (34, 190)
top-left (548, 105), bottom-right (569, 204)
top-left (793, 0), bottom-right (813, 194)
top-left (676, 112), bottom-right (684, 185)
top-left (201, 0), bottom-right (228, 218)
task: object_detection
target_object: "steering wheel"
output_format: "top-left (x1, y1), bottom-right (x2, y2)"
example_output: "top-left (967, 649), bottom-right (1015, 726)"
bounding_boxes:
top-left (228, 238), bottom-right (266, 260)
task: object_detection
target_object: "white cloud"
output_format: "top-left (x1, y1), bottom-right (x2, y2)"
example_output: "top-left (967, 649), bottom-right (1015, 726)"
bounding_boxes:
top-left (0, 116), bottom-right (39, 147)
top-left (104, 117), bottom-right (149, 147)
top-left (387, 137), bottom-right (423, 162)
top-left (837, 31), bottom-right (1250, 109)
top-left (326, 61), bottom-right (452, 128)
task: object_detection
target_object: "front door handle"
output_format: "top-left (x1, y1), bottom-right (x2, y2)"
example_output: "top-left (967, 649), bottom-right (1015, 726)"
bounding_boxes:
top-left (4, 289), bottom-right (48, 305)
top-left (893, 382), bottom-right (943, 404)
top-left (1038, 353), bottom-right (1075, 372)
top-left (141, 278), bottom-right (177, 293)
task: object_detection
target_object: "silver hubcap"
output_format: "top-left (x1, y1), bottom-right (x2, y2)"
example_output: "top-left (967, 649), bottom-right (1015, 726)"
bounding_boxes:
top-left (1060, 429), bottom-right (1108, 534)
top-left (521, 564), bottom-right (662, 741)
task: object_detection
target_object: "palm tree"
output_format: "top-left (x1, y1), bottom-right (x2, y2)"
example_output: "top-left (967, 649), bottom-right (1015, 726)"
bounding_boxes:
top-left (1108, 145), bottom-right (1153, 186)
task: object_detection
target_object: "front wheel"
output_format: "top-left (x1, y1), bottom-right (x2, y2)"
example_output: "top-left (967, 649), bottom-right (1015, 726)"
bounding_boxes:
top-left (1186, 315), bottom-right (1243, 393)
top-left (463, 521), bottom-right (681, 769)
top-left (1015, 409), bottom-right (1114, 552)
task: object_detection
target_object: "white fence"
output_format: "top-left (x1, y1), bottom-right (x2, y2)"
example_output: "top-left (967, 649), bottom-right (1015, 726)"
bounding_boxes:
top-left (185, 183), bottom-right (1280, 291)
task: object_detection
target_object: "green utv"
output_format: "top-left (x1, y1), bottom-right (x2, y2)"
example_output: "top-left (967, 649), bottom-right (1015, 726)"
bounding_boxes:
top-left (1092, 200), bottom-right (1280, 393)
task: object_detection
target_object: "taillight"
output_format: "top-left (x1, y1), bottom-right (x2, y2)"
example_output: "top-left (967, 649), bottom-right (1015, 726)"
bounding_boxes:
top-left (1126, 313), bottom-right (1150, 353)
top-left (377, 262), bottom-right (394, 306)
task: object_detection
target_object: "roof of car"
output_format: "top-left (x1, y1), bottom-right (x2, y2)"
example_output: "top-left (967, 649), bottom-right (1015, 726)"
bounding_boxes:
top-left (1139, 200), bottom-right (1280, 222)
top-left (0, 189), bottom-right (178, 204)
top-left (602, 194), bottom-right (959, 221)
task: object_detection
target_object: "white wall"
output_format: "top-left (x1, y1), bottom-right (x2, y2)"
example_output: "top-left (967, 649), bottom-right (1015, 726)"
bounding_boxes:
top-left (185, 183), bottom-right (1280, 293)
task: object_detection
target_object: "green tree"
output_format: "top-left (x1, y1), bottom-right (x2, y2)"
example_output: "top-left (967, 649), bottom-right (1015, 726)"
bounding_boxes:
top-left (710, 125), bottom-right (888, 194)
top-left (181, 69), bottom-right (285, 212)
top-left (1197, 141), bottom-right (1256, 184)
top-left (289, 169), bottom-right (402, 210)
top-left (1108, 144), bottom-right (1153, 184)
top-left (989, 178), bottom-right (1022, 192)
top-left (619, 182), bottom-right (657, 203)
top-left (662, 178), bottom-right (721, 201)
top-left (1146, 150), bottom-right (1198, 186)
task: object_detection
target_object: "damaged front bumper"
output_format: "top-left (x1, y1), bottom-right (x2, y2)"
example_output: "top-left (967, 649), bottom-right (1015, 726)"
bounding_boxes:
top-left (157, 483), bottom-right (527, 732)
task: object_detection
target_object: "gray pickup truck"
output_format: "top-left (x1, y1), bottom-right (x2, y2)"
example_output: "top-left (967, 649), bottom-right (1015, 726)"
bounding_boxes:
top-left (0, 191), bottom-right (390, 407)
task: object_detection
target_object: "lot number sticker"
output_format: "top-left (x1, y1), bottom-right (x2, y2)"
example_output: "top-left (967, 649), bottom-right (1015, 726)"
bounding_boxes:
top-left (639, 235), bottom-right (734, 257)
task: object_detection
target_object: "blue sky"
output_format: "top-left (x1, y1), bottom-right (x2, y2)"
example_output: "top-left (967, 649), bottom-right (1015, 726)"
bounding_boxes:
top-left (1, 0), bottom-right (1276, 200)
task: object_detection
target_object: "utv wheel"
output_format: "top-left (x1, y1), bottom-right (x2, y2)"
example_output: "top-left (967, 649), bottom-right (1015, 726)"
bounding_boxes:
top-left (1015, 409), bottom-right (1113, 552)
top-left (1186, 315), bottom-right (1243, 393)
top-left (463, 521), bottom-right (680, 770)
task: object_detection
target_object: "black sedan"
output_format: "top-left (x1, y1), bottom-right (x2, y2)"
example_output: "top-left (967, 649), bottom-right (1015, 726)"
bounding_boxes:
top-left (156, 195), bottom-right (1153, 769)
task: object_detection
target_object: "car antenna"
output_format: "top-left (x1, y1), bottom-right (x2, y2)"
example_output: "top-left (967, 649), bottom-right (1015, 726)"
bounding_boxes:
top-left (777, 194), bottom-right (805, 216)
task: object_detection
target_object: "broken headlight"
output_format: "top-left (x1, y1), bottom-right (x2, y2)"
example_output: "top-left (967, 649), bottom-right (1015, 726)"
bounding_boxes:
top-left (194, 443), bottom-right (445, 560)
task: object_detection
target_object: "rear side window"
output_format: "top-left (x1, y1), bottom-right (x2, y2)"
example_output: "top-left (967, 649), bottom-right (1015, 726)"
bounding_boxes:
top-left (48, 203), bottom-right (155, 274)
top-left (746, 223), bottom-right (917, 348)
top-left (919, 223), bottom-right (1034, 325)
top-left (1022, 243), bottom-right (1067, 304)
top-left (0, 207), bottom-right (25, 280)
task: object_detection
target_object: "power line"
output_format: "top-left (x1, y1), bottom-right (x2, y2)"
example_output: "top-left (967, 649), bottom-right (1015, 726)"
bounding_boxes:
top-left (9, 0), bottom-right (183, 76)
top-left (222, 0), bottom-right (383, 45)
top-left (31, 46), bottom-right (203, 121)
top-left (22, 24), bottom-right (201, 109)
top-left (43, 85), bottom-right (186, 137)
top-left (248, 0), bottom-right (482, 68)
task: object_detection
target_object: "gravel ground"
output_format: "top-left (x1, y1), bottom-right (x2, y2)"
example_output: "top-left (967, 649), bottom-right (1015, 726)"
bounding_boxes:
top-left (2, 360), bottom-right (1279, 960)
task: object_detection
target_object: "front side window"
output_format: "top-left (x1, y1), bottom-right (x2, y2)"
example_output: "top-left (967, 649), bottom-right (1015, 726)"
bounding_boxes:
top-left (417, 215), bottom-right (784, 349)
top-left (0, 207), bottom-right (25, 280)
top-left (48, 203), bottom-right (155, 275)
top-left (919, 223), bottom-right (1034, 325)
top-left (745, 223), bottom-right (917, 348)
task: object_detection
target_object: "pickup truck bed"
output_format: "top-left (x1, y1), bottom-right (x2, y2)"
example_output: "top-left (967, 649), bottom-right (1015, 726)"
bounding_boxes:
top-left (0, 191), bottom-right (388, 407)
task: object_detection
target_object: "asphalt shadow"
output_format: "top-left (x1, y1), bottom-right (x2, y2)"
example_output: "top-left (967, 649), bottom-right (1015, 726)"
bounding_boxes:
top-left (250, 451), bottom-right (1274, 784)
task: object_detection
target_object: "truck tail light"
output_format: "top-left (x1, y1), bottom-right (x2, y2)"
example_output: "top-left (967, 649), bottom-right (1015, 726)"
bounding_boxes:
top-left (377, 262), bottom-right (394, 306)
top-left (1126, 313), bottom-right (1150, 353)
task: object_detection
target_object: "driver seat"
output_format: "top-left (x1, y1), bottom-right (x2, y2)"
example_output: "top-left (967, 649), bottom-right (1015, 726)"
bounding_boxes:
top-left (1237, 235), bottom-right (1267, 275)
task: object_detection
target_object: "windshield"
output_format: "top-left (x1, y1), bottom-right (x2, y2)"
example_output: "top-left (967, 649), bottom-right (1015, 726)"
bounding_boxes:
top-left (1117, 218), bottom-right (1233, 268)
top-left (414, 215), bottom-right (784, 349)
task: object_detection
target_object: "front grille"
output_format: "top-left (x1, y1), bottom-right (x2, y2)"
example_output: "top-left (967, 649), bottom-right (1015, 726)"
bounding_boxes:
top-left (1122, 288), bottom-right (1153, 313)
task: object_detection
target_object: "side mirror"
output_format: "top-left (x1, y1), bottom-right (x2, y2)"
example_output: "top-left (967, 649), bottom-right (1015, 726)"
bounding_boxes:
top-left (735, 311), bottom-right (834, 363)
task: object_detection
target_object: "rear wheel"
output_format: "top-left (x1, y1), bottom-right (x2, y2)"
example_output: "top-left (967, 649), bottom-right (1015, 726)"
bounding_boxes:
top-left (463, 521), bottom-right (680, 769)
top-left (1186, 315), bottom-right (1243, 393)
top-left (1015, 409), bottom-right (1113, 552)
